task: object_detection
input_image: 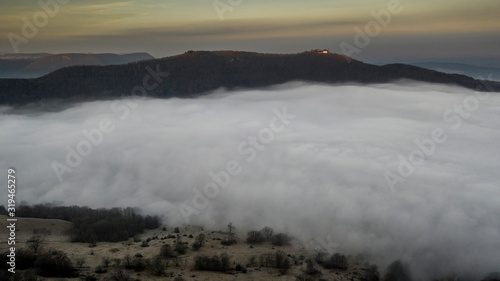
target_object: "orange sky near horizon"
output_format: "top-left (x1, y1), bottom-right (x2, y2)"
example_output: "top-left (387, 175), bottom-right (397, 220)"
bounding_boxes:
top-left (1, 0), bottom-right (499, 61)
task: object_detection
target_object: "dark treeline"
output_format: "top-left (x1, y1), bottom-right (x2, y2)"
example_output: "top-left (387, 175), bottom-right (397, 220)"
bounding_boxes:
top-left (15, 204), bottom-right (161, 242)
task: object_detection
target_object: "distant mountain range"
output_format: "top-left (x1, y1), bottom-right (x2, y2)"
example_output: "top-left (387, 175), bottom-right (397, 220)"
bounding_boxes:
top-left (0, 52), bottom-right (154, 78)
top-left (409, 62), bottom-right (500, 82)
top-left (0, 50), bottom-right (499, 106)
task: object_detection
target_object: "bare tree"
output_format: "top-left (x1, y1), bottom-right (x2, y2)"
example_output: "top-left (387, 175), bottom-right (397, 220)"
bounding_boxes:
top-left (160, 244), bottom-right (175, 258)
top-left (260, 227), bottom-right (274, 241)
top-left (123, 254), bottom-right (133, 269)
top-left (384, 260), bottom-right (412, 281)
top-left (227, 222), bottom-right (234, 234)
top-left (221, 222), bottom-right (236, 246)
top-left (26, 235), bottom-right (44, 253)
top-left (150, 255), bottom-right (166, 276)
top-left (246, 230), bottom-right (265, 244)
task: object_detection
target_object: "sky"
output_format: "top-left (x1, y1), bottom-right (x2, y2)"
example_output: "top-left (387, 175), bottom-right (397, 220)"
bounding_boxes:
top-left (1, 82), bottom-right (500, 279)
top-left (1, 0), bottom-right (499, 62)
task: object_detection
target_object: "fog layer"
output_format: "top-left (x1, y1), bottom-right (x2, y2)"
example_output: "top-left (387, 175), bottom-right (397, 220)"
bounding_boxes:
top-left (1, 82), bottom-right (499, 279)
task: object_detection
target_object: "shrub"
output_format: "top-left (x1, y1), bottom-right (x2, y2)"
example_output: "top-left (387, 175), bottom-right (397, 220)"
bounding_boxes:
top-left (365, 264), bottom-right (380, 281)
top-left (94, 265), bottom-right (107, 274)
top-left (160, 244), bottom-right (175, 258)
top-left (174, 227), bottom-right (180, 233)
top-left (150, 255), bottom-right (166, 276)
top-left (314, 250), bottom-right (328, 265)
top-left (324, 253), bottom-right (348, 270)
top-left (281, 257), bottom-right (291, 274)
top-left (109, 269), bottom-right (131, 281)
top-left (275, 250), bottom-right (286, 268)
top-left (246, 230), bottom-right (265, 244)
top-left (133, 258), bottom-right (147, 272)
top-left (194, 253), bottom-right (231, 272)
top-left (175, 242), bottom-right (187, 255)
top-left (272, 233), bottom-right (291, 246)
top-left (260, 253), bottom-right (274, 267)
top-left (15, 248), bottom-right (37, 269)
top-left (123, 254), bottom-right (133, 269)
top-left (305, 259), bottom-right (320, 275)
top-left (383, 260), bottom-right (412, 281)
top-left (35, 249), bottom-right (77, 277)
top-left (192, 233), bottom-right (205, 251)
top-left (3, 270), bottom-right (40, 281)
top-left (101, 256), bottom-right (111, 267)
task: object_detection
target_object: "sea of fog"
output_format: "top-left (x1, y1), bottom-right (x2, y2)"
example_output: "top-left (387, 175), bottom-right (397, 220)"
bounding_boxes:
top-left (1, 82), bottom-right (499, 280)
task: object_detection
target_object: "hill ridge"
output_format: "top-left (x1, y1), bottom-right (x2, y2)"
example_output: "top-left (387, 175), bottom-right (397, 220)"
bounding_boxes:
top-left (1, 50), bottom-right (499, 106)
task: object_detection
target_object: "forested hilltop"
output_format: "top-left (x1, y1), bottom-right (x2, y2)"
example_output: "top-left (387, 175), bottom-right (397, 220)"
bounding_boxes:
top-left (0, 204), bottom-right (160, 243)
top-left (1, 50), bottom-right (499, 105)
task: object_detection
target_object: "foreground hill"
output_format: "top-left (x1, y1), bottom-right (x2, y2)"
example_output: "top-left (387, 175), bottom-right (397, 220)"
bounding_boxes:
top-left (0, 52), bottom-right (154, 79)
top-left (1, 50), bottom-right (499, 106)
top-left (0, 215), bottom-right (374, 281)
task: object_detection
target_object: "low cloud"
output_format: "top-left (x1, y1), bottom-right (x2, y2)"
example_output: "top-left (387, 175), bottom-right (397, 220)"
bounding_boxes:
top-left (1, 82), bottom-right (499, 279)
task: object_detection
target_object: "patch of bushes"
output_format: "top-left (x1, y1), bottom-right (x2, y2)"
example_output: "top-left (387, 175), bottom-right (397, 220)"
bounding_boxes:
top-left (94, 265), bottom-right (107, 274)
top-left (150, 255), bottom-right (167, 276)
top-left (35, 249), bottom-right (77, 277)
top-left (132, 258), bottom-right (147, 272)
top-left (0, 270), bottom-right (39, 281)
top-left (175, 242), bottom-right (187, 255)
top-left (246, 228), bottom-right (290, 246)
top-left (192, 233), bottom-right (205, 251)
top-left (383, 260), bottom-right (412, 281)
top-left (272, 233), bottom-right (291, 246)
top-left (258, 250), bottom-right (291, 273)
top-left (316, 252), bottom-right (348, 270)
top-left (194, 253), bottom-right (231, 272)
top-left (122, 254), bottom-right (134, 270)
top-left (260, 227), bottom-right (274, 240)
top-left (365, 264), bottom-right (380, 281)
top-left (109, 269), bottom-right (131, 281)
top-left (15, 248), bottom-right (37, 269)
top-left (246, 230), bottom-right (265, 244)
